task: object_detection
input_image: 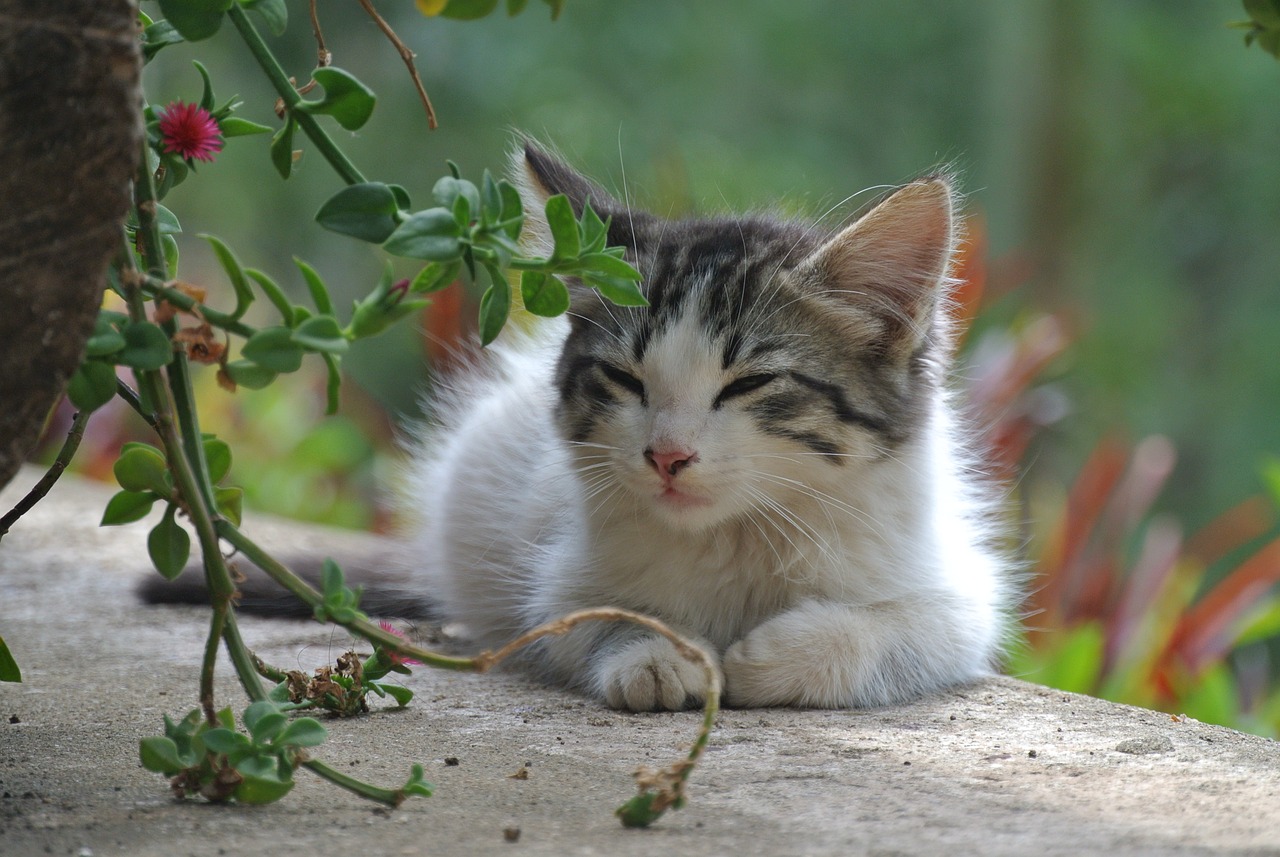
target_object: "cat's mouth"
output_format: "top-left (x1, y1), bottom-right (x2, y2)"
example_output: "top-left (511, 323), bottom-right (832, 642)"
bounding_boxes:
top-left (656, 486), bottom-right (712, 508)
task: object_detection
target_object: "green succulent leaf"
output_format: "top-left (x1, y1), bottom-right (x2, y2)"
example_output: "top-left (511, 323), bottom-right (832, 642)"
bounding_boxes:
top-left (293, 258), bottom-right (335, 315)
top-left (242, 0), bottom-right (288, 35)
top-left (245, 269), bottom-right (294, 326)
top-left (383, 209), bottom-right (463, 261)
top-left (200, 727), bottom-right (249, 755)
top-left (114, 445), bottom-right (170, 495)
top-left (222, 359), bottom-right (277, 390)
top-left (242, 326), bottom-right (305, 373)
top-left (148, 505), bottom-right (191, 581)
top-left (116, 322), bottom-right (175, 370)
top-left (101, 490), bottom-right (158, 526)
top-left (315, 183), bottom-right (401, 243)
top-left (0, 636), bottom-right (21, 683)
top-left (214, 486), bottom-right (244, 527)
top-left (544, 194), bottom-right (579, 261)
top-left (302, 68), bottom-right (376, 131)
top-left (202, 437), bottom-right (233, 483)
top-left (438, 0), bottom-right (499, 19)
top-left (86, 314), bottom-right (127, 357)
top-left (67, 360), bottom-right (118, 412)
top-left (142, 20), bottom-right (184, 62)
top-left (616, 791), bottom-right (663, 828)
top-left (585, 274), bottom-right (649, 308)
top-left (219, 116), bottom-right (273, 137)
top-left (410, 259), bottom-right (462, 294)
top-left (270, 116), bottom-right (296, 179)
top-left (202, 234), bottom-right (254, 319)
top-left (157, 0), bottom-right (231, 42)
top-left (477, 266), bottom-right (511, 346)
top-left (291, 316), bottom-right (350, 355)
top-left (275, 718), bottom-right (327, 748)
top-left (520, 270), bottom-right (570, 317)
top-left (401, 763), bottom-right (435, 798)
top-left (375, 682), bottom-right (414, 707)
top-left (139, 736), bottom-right (186, 775)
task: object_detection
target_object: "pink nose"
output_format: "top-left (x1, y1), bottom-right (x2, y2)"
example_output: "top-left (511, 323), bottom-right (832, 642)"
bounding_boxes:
top-left (645, 448), bottom-right (696, 478)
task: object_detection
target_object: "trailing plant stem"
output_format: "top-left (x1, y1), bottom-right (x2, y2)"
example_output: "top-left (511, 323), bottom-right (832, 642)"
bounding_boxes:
top-left (0, 409), bottom-right (90, 541)
top-left (226, 4), bottom-right (366, 186)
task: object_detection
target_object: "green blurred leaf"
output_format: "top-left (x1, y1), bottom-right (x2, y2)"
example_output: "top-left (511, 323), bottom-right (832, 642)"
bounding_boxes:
top-left (243, 701), bottom-right (283, 740)
top-left (242, 326), bottom-right (305, 373)
top-left (303, 68), bottom-right (376, 131)
top-left (291, 316), bottom-right (350, 354)
top-left (578, 252), bottom-right (642, 281)
top-left (270, 116), bottom-right (296, 179)
top-left (276, 718), bottom-right (327, 748)
top-left (433, 175), bottom-right (481, 218)
top-left (322, 353), bottom-right (342, 416)
top-left (101, 490), bottom-right (157, 526)
top-left (540, 0), bottom-right (565, 19)
top-left (242, 0), bottom-right (288, 34)
top-left (383, 209), bottom-right (463, 261)
top-left (439, 0), bottom-right (499, 19)
top-left (245, 268), bottom-right (295, 325)
top-left (376, 682), bottom-right (414, 707)
top-left (202, 437), bottom-right (233, 483)
top-left (579, 202), bottom-right (608, 254)
top-left (219, 116), bottom-right (273, 137)
top-left (520, 270), bottom-right (570, 317)
top-left (222, 359), bottom-right (277, 390)
top-left (402, 763), bottom-right (435, 798)
top-left (142, 20), bottom-right (184, 62)
top-left (157, 0), bottom-right (231, 42)
top-left (616, 791), bottom-right (662, 828)
top-left (67, 360), bottom-right (118, 412)
top-left (116, 322), bottom-right (175, 370)
top-left (293, 257), bottom-right (335, 315)
top-left (114, 445), bottom-right (170, 495)
top-left (202, 234), bottom-right (254, 319)
top-left (214, 486), bottom-right (244, 526)
top-left (315, 183), bottom-right (400, 243)
top-left (201, 727), bottom-right (248, 755)
top-left (506, 0), bottom-right (528, 14)
top-left (139, 736), bottom-right (185, 775)
top-left (86, 314), bottom-right (126, 357)
top-left (585, 274), bottom-right (648, 308)
top-left (410, 259), bottom-right (462, 294)
top-left (148, 506), bottom-right (191, 581)
top-left (234, 773), bottom-right (294, 805)
top-left (0, 636), bottom-right (20, 683)
top-left (477, 266), bottom-right (511, 345)
top-left (163, 233), bottom-right (180, 278)
top-left (193, 60), bottom-right (216, 112)
top-left (544, 194), bottom-right (579, 261)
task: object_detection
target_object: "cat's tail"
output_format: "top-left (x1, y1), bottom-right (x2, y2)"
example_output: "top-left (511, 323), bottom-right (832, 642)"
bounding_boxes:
top-left (137, 549), bottom-right (438, 621)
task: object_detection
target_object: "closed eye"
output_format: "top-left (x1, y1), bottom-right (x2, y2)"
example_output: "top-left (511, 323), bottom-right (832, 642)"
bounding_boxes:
top-left (715, 373), bottom-right (776, 407)
top-left (600, 363), bottom-right (646, 400)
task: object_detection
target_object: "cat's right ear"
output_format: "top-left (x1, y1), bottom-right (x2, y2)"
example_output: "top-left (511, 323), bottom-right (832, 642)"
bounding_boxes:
top-left (511, 141), bottom-right (622, 258)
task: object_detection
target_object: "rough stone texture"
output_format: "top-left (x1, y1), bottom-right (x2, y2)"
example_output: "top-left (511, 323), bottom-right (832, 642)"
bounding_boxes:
top-left (0, 1), bottom-right (141, 490)
top-left (1, 470), bottom-right (1278, 856)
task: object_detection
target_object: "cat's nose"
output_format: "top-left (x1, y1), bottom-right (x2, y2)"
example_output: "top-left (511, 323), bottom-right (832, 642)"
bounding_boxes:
top-left (644, 447), bottom-right (697, 478)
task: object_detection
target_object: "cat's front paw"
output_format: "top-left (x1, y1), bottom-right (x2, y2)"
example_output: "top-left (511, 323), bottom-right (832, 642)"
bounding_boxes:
top-left (595, 636), bottom-right (719, 712)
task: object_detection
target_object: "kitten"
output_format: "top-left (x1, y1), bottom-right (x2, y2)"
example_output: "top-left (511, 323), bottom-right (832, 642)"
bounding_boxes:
top-left (393, 144), bottom-right (1012, 711)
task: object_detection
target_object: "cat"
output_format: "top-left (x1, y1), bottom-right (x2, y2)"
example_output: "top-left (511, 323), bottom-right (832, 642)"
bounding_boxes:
top-left (391, 144), bottom-right (1011, 711)
top-left (143, 143), bottom-right (1013, 712)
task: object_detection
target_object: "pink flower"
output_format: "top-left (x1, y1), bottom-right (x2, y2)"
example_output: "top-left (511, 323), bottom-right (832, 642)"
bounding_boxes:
top-left (378, 620), bottom-right (422, 666)
top-left (157, 102), bottom-right (223, 163)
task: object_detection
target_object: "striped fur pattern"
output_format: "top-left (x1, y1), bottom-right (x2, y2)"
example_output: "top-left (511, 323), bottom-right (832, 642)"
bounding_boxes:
top-left (399, 144), bottom-right (1011, 710)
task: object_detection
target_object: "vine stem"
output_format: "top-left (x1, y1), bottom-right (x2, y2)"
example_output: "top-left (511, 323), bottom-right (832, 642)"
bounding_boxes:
top-left (354, 0), bottom-right (438, 129)
top-left (226, 3), bottom-right (366, 187)
top-left (140, 275), bottom-right (257, 338)
top-left (0, 409), bottom-right (91, 541)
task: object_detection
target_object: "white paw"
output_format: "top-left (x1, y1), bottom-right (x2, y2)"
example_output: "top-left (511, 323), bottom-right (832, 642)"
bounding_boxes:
top-left (595, 636), bottom-right (718, 712)
top-left (722, 618), bottom-right (862, 708)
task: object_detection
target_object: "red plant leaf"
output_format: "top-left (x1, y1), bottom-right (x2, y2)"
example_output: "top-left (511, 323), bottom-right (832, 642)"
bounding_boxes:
top-left (1159, 536), bottom-right (1280, 680)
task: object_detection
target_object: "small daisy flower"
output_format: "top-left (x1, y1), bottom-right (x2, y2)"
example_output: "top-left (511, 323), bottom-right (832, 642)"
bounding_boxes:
top-left (157, 101), bottom-right (224, 163)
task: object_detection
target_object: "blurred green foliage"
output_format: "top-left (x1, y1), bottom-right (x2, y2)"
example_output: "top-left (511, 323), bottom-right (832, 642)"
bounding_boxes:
top-left (136, 0), bottom-right (1280, 535)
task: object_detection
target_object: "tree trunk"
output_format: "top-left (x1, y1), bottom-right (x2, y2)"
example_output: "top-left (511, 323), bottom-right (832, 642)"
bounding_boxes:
top-left (0, 0), bottom-right (141, 490)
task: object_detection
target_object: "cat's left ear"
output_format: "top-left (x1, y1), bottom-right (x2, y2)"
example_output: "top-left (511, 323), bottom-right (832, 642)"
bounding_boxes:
top-left (801, 176), bottom-right (957, 355)
top-left (511, 140), bottom-right (626, 258)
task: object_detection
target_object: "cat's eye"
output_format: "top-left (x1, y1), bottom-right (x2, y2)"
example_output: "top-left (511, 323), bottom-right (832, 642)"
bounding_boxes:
top-left (601, 363), bottom-right (646, 399)
top-left (715, 373), bottom-right (776, 406)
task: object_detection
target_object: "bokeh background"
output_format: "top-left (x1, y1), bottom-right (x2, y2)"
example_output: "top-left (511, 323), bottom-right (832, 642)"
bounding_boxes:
top-left (40, 2), bottom-right (1280, 732)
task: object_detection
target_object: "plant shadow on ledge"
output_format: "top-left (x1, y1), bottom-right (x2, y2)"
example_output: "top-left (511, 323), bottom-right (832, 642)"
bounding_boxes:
top-left (2, 0), bottom-right (706, 830)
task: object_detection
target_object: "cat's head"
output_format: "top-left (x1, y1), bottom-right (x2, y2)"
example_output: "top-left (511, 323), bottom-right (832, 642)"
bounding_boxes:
top-left (515, 142), bottom-right (959, 532)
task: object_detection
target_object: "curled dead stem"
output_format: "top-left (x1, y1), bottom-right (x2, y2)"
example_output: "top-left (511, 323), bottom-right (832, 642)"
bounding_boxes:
top-left (474, 607), bottom-right (721, 827)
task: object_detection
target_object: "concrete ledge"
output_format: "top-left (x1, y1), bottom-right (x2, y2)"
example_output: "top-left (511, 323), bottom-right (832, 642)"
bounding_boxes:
top-left (2, 470), bottom-right (1278, 856)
